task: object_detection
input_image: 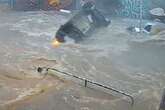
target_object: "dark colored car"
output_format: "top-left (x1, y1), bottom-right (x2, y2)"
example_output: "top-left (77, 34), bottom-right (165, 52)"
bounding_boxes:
top-left (55, 2), bottom-right (111, 43)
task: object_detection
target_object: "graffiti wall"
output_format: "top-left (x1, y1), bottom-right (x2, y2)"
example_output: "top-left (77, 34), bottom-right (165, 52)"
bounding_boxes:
top-left (118, 0), bottom-right (165, 18)
top-left (13, 0), bottom-right (39, 10)
top-left (8, 0), bottom-right (165, 18)
top-left (11, 0), bottom-right (74, 11)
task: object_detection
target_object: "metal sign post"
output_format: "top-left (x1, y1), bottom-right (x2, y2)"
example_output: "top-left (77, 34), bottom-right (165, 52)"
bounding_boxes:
top-left (139, 0), bottom-right (143, 33)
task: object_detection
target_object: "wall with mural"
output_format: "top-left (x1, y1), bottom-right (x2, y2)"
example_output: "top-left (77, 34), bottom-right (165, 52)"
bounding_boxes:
top-left (118, 0), bottom-right (165, 18)
top-left (95, 0), bottom-right (165, 18)
top-left (1, 0), bottom-right (165, 19)
top-left (9, 0), bottom-right (75, 11)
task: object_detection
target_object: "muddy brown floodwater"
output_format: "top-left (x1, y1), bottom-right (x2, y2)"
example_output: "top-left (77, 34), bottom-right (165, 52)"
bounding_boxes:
top-left (0, 8), bottom-right (165, 110)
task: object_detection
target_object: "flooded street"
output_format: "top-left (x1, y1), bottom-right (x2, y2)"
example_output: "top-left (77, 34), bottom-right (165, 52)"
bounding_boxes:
top-left (0, 10), bottom-right (165, 110)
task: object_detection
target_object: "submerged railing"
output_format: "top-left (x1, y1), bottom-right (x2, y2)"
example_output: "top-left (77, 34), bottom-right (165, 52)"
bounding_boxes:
top-left (37, 67), bottom-right (134, 106)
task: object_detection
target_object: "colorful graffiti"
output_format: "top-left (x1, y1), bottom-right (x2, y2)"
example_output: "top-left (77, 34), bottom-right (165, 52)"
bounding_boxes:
top-left (8, 0), bottom-right (74, 11)
top-left (48, 0), bottom-right (60, 7)
top-left (117, 0), bottom-right (149, 18)
top-left (50, 0), bottom-right (73, 9)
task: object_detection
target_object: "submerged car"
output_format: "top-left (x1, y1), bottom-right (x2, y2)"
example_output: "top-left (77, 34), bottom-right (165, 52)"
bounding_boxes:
top-left (54, 2), bottom-right (111, 44)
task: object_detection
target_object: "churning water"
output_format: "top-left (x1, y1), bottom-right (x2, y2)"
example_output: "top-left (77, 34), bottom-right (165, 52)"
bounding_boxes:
top-left (0, 10), bottom-right (165, 110)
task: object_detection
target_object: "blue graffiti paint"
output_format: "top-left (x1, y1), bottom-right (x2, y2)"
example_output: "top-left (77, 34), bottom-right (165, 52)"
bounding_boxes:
top-left (118, 0), bottom-right (150, 18)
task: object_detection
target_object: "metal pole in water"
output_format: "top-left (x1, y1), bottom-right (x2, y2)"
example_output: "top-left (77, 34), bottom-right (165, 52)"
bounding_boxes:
top-left (159, 88), bottom-right (165, 110)
top-left (139, 0), bottom-right (143, 33)
top-left (9, 0), bottom-right (14, 8)
top-left (85, 80), bottom-right (88, 87)
top-left (75, 0), bottom-right (80, 10)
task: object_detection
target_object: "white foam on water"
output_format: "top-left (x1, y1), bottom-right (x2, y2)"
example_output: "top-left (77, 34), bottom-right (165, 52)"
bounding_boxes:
top-left (11, 19), bottom-right (57, 37)
top-left (10, 11), bottom-right (68, 38)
